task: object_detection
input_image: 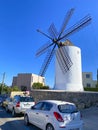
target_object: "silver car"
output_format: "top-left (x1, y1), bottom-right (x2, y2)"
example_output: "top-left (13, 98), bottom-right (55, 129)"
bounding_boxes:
top-left (6, 95), bottom-right (35, 116)
top-left (24, 100), bottom-right (83, 130)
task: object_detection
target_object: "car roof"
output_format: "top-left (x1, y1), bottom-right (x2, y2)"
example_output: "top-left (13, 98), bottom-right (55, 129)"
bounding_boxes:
top-left (39, 100), bottom-right (74, 105)
top-left (14, 95), bottom-right (32, 97)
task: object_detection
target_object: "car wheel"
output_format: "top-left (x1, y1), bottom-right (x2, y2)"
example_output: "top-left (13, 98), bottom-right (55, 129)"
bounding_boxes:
top-left (46, 124), bottom-right (54, 130)
top-left (12, 109), bottom-right (16, 117)
top-left (24, 114), bottom-right (29, 126)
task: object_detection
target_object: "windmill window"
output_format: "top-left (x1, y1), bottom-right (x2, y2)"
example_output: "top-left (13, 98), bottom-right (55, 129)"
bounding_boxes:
top-left (86, 83), bottom-right (91, 87)
top-left (86, 74), bottom-right (90, 78)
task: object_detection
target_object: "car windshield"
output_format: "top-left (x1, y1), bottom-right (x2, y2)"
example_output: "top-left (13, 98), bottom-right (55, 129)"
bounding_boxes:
top-left (58, 104), bottom-right (78, 113)
top-left (19, 97), bottom-right (34, 102)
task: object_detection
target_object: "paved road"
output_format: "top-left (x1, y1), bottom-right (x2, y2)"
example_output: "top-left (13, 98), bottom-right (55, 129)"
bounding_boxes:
top-left (81, 107), bottom-right (98, 130)
top-left (0, 106), bottom-right (98, 130)
top-left (0, 107), bottom-right (41, 130)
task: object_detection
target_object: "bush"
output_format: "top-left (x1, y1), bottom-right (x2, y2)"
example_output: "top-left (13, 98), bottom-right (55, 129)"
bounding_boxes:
top-left (96, 83), bottom-right (98, 88)
top-left (32, 82), bottom-right (49, 89)
top-left (84, 87), bottom-right (98, 92)
top-left (11, 86), bottom-right (21, 91)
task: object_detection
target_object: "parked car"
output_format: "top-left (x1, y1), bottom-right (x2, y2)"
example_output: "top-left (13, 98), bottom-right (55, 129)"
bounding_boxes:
top-left (7, 95), bottom-right (35, 116)
top-left (24, 100), bottom-right (83, 130)
top-left (0, 97), bottom-right (3, 106)
top-left (2, 97), bottom-right (12, 108)
top-left (0, 96), bottom-right (9, 107)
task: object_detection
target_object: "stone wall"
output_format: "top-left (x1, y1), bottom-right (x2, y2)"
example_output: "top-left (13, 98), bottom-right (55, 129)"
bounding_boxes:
top-left (30, 90), bottom-right (98, 110)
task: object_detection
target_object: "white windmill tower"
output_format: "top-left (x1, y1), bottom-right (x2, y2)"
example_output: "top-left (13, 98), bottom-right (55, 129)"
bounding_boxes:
top-left (36, 8), bottom-right (91, 91)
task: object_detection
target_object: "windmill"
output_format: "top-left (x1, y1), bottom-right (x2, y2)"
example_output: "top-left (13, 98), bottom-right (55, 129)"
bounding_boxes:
top-left (36, 8), bottom-right (91, 91)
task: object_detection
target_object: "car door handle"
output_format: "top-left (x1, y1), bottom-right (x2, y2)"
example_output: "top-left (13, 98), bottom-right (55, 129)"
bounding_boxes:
top-left (46, 115), bottom-right (49, 117)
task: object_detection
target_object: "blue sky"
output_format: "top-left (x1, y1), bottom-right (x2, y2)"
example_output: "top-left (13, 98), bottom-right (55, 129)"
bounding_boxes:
top-left (0, 0), bottom-right (98, 87)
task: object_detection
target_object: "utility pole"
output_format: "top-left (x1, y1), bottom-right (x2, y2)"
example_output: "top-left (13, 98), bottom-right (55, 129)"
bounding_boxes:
top-left (1, 72), bottom-right (6, 94)
top-left (97, 69), bottom-right (98, 86)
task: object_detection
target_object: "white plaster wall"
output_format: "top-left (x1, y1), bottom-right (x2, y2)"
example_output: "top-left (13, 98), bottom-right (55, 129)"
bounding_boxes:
top-left (54, 46), bottom-right (84, 91)
top-left (82, 72), bottom-right (97, 88)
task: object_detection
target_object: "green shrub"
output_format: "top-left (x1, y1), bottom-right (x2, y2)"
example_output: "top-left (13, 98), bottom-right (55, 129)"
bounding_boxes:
top-left (32, 82), bottom-right (49, 89)
top-left (84, 87), bottom-right (98, 92)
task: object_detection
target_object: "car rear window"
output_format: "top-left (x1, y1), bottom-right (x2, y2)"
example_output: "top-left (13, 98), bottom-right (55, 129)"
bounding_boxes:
top-left (20, 97), bottom-right (34, 102)
top-left (58, 104), bottom-right (78, 113)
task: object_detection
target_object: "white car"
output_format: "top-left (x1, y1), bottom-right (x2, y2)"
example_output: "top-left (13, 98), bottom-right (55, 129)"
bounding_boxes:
top-left (24, 100), bottom-right (83, 130)
top-left (6, 95), bottom-right (35, 116)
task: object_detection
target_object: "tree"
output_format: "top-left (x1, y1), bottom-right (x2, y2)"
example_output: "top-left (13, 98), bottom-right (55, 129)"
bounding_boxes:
top-left (0, 84), bottom-right (21, 94)
top-left (0, 83), bottom-right (11, 94)
top-left (32, 82), bottom-right (49, 89)
top-left (0, 84), bottom-right (2, 94)
top-left (3, 86), bottom-right (10, 94)
top-left (11, 86), bottom-right (20, 91)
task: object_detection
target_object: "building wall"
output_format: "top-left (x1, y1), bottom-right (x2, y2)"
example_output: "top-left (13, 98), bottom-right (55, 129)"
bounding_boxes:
top-left (12, 76), bottom-right (17, 87)
top-left (55, 46), bottom-right (83, 91)
top-left (31, 74), bottom-right (45, 87)
top-left (12, 72), bottom-right (97, 90)
top-left (30, 90), bottom-right (98, 110)
top-left (17, 73), bottom-right (32, 90)
top-left (12, 73), bottom-right (45, 90)
top-left (82, 72), bottom-right (97, 88)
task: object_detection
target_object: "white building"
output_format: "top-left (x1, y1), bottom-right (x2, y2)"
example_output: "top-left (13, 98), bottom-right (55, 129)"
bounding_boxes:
top-left (82, 72), bottom-right (97, 88)
top-left (12, 73), bottom-right (45, 91)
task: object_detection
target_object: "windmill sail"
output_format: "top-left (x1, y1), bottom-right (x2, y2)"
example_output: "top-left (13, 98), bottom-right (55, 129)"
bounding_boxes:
top-left (60, 14), bottom-right (91, 41)
top-left (39, 44), bottom-right (56, 76)
top-left (58, 8), bottom-right (74, 39)
top-left (36, 8), bottom-right (92, 76)
top-left (48, 23), bottom-right (58, 39)
top-left (56, 46), bottom-right (73, 74)
top-left (36, 42), bottom-right (54, 57)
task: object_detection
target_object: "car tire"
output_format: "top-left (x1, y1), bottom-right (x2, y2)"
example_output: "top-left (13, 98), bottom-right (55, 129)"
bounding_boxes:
top-left (24, 114), bottom-right (29, 126)
top-left (12, 109), bottom-right (16, 117)
top-left (46, 124), bottom-right (54, 130)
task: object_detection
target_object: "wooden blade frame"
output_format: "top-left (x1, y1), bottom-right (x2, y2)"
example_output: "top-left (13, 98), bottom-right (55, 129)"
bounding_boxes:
top-left (48, 23), bottom-right (58, 39)
top-left (58, 8), bottom-right (74, 39)
top-left (36, 42), bottom-right (54, 57)
top-left (59, 15), bottom-right (91, 41)
top-left (39, 44), bottom-right (56, 76)
top-left (36, 8), bottom-right (91, 76)
top-left (56, 47), bottom-right (73, 74)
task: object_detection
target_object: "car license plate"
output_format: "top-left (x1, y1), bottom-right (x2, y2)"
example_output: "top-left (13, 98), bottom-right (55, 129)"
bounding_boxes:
top-left (24, 103), bottom-right (30, 106)
top-left (23, 104), bottom-right (30, 108)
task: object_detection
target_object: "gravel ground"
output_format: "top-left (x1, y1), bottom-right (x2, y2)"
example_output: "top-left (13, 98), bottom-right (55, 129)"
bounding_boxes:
top-left (0, 106), bottom-right (98, 130)
top-left (81, 106), bottom-right (98, 130)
